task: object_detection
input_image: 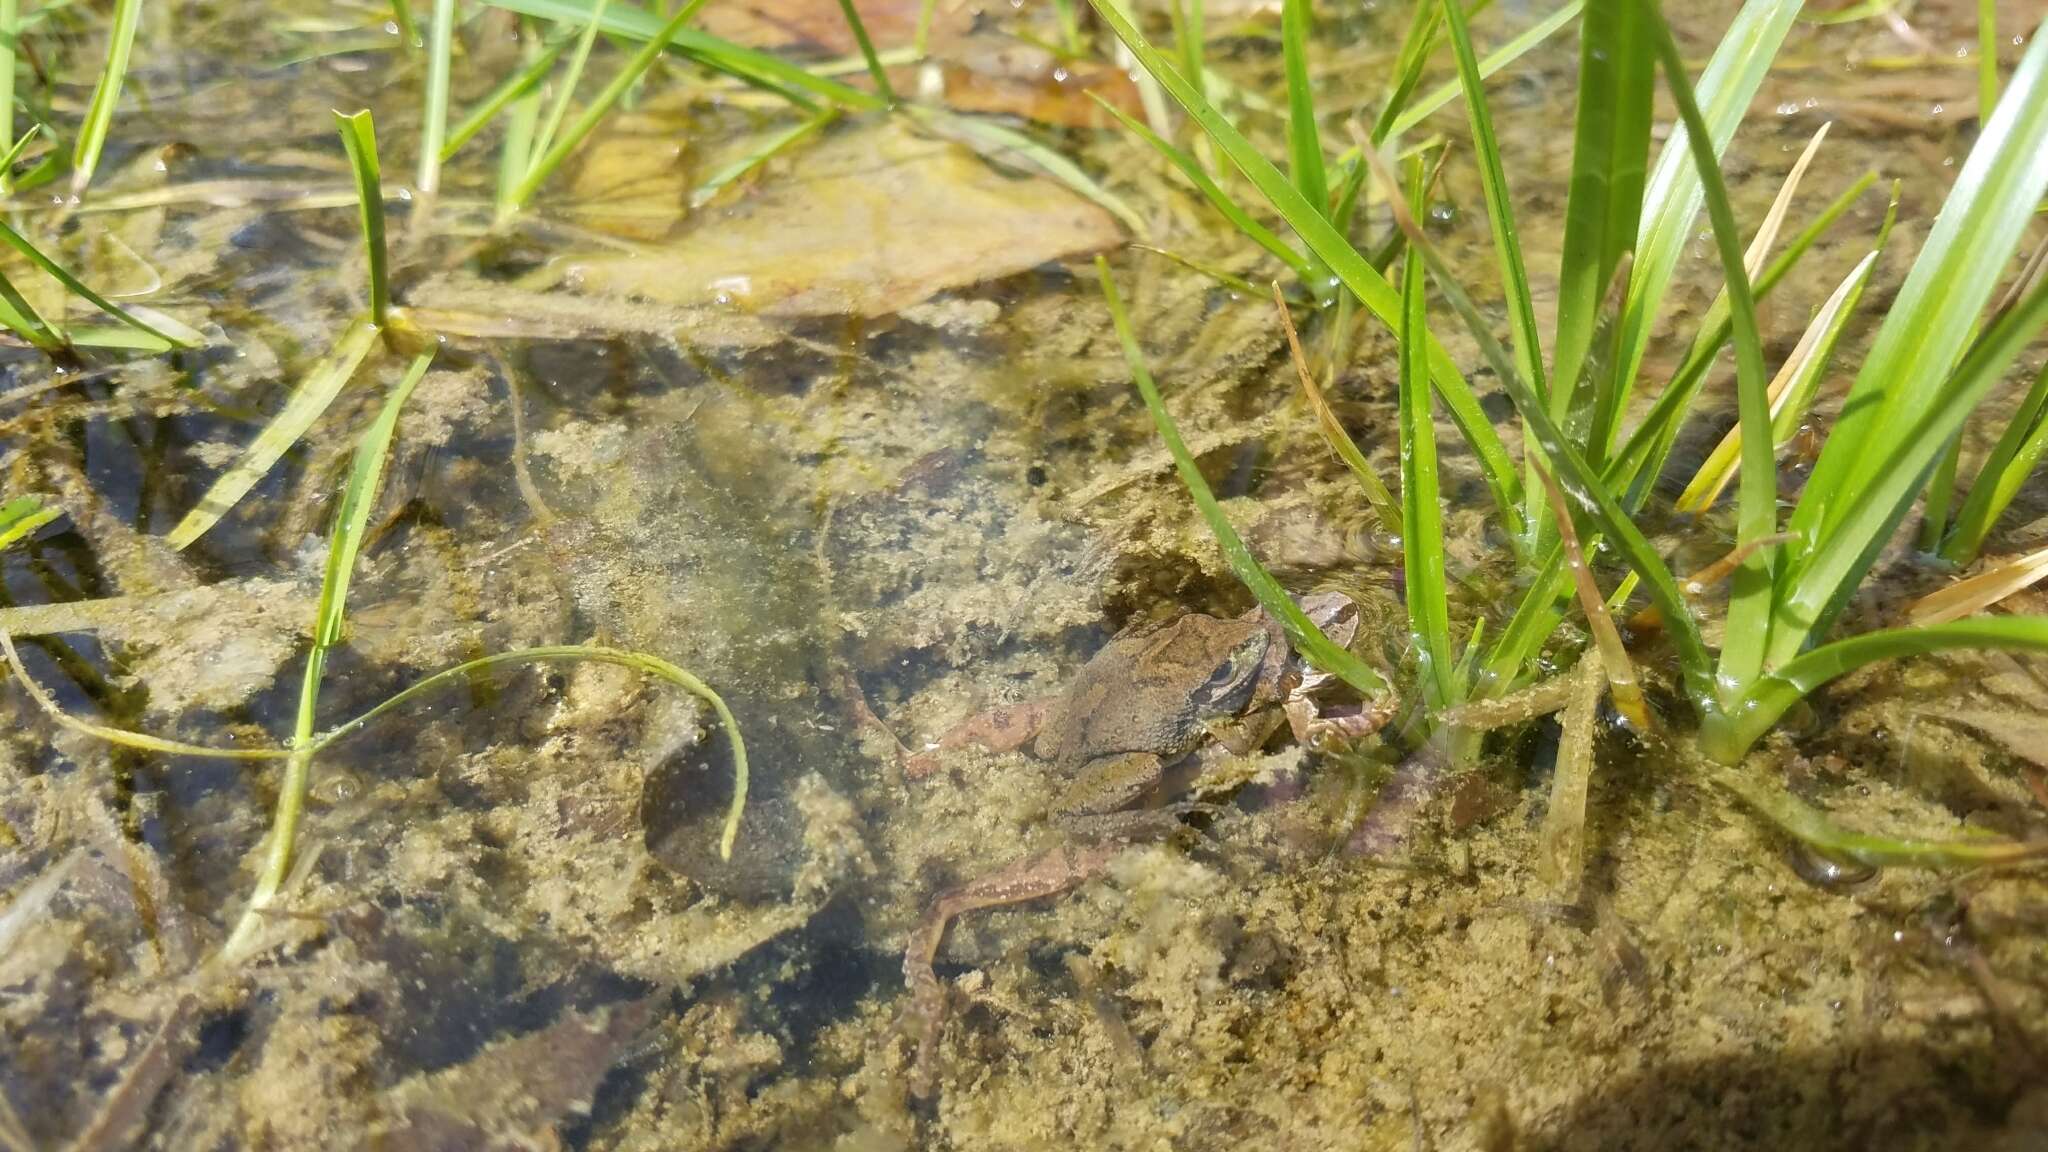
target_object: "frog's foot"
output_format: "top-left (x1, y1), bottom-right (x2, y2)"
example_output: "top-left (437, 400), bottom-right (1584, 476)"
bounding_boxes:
top-left (901, 839), bottom-right (1124, 1098)
top-left (904, 696), bottom-right (1057, 779)
top-left (1284, 694), bottom-right (1399, 748)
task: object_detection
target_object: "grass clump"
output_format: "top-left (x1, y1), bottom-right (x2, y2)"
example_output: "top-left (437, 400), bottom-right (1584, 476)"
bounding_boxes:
top-left (1090, 0), bottom-right (2048, 881)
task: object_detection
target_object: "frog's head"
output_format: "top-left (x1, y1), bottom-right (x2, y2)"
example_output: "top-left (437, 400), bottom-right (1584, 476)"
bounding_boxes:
top-left (1191, 624), bottom-right (1278, 718)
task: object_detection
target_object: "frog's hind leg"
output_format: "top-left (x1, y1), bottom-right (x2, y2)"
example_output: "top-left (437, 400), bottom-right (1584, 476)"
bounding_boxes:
top-left (901, 840), bottom-right (1123, 1097)
top-left (904, 696), bottom-right (1057, 778)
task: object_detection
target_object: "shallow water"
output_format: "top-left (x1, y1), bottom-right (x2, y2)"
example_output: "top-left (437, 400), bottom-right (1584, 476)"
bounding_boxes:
top-left (2, 1), bottom-right (2046, 1148)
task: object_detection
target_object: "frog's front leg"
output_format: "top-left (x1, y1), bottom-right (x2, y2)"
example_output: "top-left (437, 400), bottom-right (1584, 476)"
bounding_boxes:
top-left (905, 696), bottom-right (1059, 778)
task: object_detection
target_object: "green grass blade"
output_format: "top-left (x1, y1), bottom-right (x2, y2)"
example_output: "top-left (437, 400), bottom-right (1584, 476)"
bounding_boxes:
top-left (508, 0), bottom-right (704, 212)
top-left (1643, 0), bottom-right (1775, 702)
top-left (444, 37), bottom-right (569, 161)
top-left (70, 0), bottom-right (140, 196)
top-left (1094, 96), bottom-right (1312, 280)
top-left (0, 265), bottom-right (60, 352)
top-left (1710, 764), bottom-right (2048, 869)
top-left (832, 0), bottom-right (895, 102)
top-left (1396, 200), bottom-right (1454, 709)
top-left (1942, 360), bottom-right (2048, 564)
top-left (333, 110), bottom-right (390, 327)
top-left (1363, 144), bottom-right (1716, 710)
top-left (1387, 0), bottom-right (1584, 139)
top-left (0, 496), bottom-right (58, 552)
top-left (1097, 257), bottom-right (1389, 699)
top-left (1551, 0), bottom-right (1650, 421)
top-left (1611, 0), bottom-right (1802, 447)
top-left (0, 0), bottom-right (19, 193)
top-left (1977, 0), bottom-right (1998, 122)
top-left (1280, 0), bottom-right (1327, 214)
top-left (1773, 278), bottom-right (2048, 681)
top-left (390, 0), bottom-right (421, 46)
top-left (165, 318), bottom-right (382, 551)
top-left (1721, 616), bottom-right (2048, 762)
top-left (310, 645), bottom-right (750, 859)
top-left (0, 219), bottom-right (187, 346)
top-left (223, 350), bottom-right (436, 961)
top-left (1369, 0), bottom-right (1442, 146)
top-left (417, 0), bottom-right (456, 193)
top-left (1084, 0), bottom-right (1526, 538)
top-left (484, 0), bottom-right (882, 110)
top-left (529, 0), bottom-right (610, 172)
top-left (1774, 19), bottom-right (2048, 667)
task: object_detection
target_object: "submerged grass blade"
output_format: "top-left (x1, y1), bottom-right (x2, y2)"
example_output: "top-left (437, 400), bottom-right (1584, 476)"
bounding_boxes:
top-left (223, 350), bottom-right (436, 961)
top-left (1098, 257), bottom-right (1388, 699)
top-left (333, 111), bottom-right (390, 326)
top-left (691, 108), bottom-right (835, 207)
top-left (528, 0), bottom-right (610, 172)
top-left (1535, 464), bottom-right (1649, 728)
top-left (165, 318), bottom-right (381, 551)
top-left (1711, 764), bottom-right (2048, 869)
top-left (0, 496), bottom-right (57, 552)
top-left (70, 0), bottom-right (141, 195)
top-left (1536, 653), bottom-right (1605, 899)
top-left (1276, 284), bottom-right (1400, 533)
top-left (910, 107), bottom-right (1146, 235)
top-left (0, 219), bottom-right (187, 347)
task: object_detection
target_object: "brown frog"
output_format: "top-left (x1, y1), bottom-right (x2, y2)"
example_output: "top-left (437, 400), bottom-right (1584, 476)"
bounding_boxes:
top-left (899, 593), bottom-right (1382, 1095)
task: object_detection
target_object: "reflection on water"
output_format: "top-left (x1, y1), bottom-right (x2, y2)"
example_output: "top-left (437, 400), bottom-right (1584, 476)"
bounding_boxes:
top-left (1, 1), bottom-right (2044, 1148)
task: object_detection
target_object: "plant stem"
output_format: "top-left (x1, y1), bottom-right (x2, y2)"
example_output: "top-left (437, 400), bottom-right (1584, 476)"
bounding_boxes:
top-left (417, 0), bottom-right (455, 194)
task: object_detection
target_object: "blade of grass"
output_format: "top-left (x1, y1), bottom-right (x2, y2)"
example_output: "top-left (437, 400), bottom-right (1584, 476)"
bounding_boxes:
top-left (1095, 96), bottom-right (1313, 282)
top-left (165, 318), bottom-right (381, 551)
top-left (1280, 0), bottom-right (1327, 214)
top-left (222, 351), bottom-right (436, 962)
top-left (1084, 0), bottom-right (1526, 538)
top-left (1610, 0), bottom-right (1804, 449)
top-left (0, 219), bottom-right (187, 346)
top-left (832, 0), bottom-right (894, 102)
top-left (0, 0), bottom-right (18, 195)
top-left (444, 37), bottom-right (569, 161)
top-left (484, 0), bottom-right (881, 111)
top-left (1535, 463), bottom-right (1649, 727)
top-left (1363, 140), bottom-right (1715, 710)
top-left (1550, 0), bottom-right (1650, 427)
top-left (1942, 361), bottom-right (2048, 564)
top-left (1098, 257), bottom-right (1388, 699)
top-left (507, 0), bottom-right (705, 212)
top-left (417, 0), bottom-right (456, 194)
top-left (1369, 0), bottom-right (1442, 146)
top-left (1536, 653), bottom-right (1604, 898)
top-left (0, 496), bottom-right (57, 552)
top-left (1396, 207), bottom-right (1455, 710)
top-left (333, 111), bottom-right (390, 327)
top-left (0, 265), bottom-right (60, 353)
top-left (70, 0), bottom-right (140, 196)
top-left (1133, 244), bottom-right (1259, 296)
top-left (1908, 545), bottom-right (2048, 627)
top-left (1386, 0), bottom-right (1585, 139)
top-left (1276, 283), bottom-right (1401, 532)
top-left (528, 0), bottom-right (610, 172)
top-left (1773, 20), bottom-right (2048, 669)
top-left (1644, 0), bottom-right (1777, 703)
top-left (1977, 0), bottom-right (1997, 123)
top-left (390, 0), bottom-right (421, 45)
top-left (1710, 763), bottom-right (2048, 869)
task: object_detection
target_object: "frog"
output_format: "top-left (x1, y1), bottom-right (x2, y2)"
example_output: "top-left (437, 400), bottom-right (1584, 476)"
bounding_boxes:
top-left (898, 592), bottom-right (1387, 1096)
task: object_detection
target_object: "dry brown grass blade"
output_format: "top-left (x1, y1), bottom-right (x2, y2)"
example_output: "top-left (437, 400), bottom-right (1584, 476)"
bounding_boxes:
top-left (1908, 544), bottom-right (2048, 626)
top-left (1536, 652), bottom-right (1606, 901)
top-left (1536, 465), bottom-right (1651, 730)
top-left (1273, 282), bottom-right (1402, 533)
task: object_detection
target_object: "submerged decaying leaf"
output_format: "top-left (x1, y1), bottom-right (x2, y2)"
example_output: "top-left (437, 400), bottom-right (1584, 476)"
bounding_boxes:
top-left (563, 121), bottom-right (1122, 318)
top-left (696, 0), bottom-right (959, 53)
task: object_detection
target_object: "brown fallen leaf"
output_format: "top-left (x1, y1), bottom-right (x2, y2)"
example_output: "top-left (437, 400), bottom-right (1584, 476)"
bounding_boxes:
top-left (564, 120), bottom-right (1121, 318)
